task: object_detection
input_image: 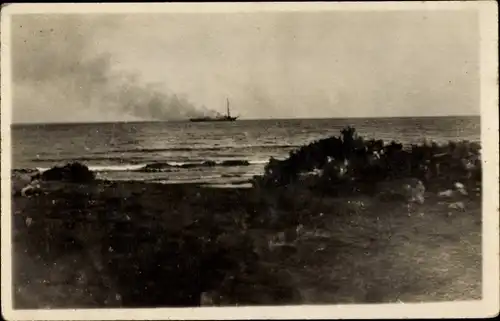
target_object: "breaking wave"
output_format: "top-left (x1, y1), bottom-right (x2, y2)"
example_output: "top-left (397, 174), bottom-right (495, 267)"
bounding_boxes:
top-left (14, 159), bottom-right (270, 174)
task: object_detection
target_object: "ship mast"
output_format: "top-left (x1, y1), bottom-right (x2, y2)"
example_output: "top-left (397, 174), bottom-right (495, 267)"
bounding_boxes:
top-left (226, 98), bottom-right (230, 117)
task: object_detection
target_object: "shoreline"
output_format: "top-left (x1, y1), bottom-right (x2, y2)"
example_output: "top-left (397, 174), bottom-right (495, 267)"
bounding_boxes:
top-left (11, 137), bottom-right (481, 187)
top-left (10, 128), bottom-right (483, 308)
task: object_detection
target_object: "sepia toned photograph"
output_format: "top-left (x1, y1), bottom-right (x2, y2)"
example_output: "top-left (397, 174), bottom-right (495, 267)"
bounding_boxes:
top-left (1, 2), bottom-right (498, 320)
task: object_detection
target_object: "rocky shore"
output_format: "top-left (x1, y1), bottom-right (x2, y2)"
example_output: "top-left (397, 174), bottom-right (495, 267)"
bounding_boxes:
top-left (10, 128), bottom-right (482, 308)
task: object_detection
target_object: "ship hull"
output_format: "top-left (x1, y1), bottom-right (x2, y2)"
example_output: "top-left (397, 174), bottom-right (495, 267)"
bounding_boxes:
top-left (189, 117), bottom-right (238, 122)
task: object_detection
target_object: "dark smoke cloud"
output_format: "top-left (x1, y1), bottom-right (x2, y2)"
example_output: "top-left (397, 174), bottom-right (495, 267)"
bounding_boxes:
top-left (11, 14), bottom-right (212, 123)
top-left (111, 74), bottom-right (216, 120)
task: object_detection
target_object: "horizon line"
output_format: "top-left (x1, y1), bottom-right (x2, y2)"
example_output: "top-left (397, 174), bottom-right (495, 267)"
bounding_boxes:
top-left (10, 114), bottom-right (480, 126)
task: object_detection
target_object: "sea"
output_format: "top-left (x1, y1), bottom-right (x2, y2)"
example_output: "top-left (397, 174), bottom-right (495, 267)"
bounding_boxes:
top-left (11, 116), bottom-right (480, 188)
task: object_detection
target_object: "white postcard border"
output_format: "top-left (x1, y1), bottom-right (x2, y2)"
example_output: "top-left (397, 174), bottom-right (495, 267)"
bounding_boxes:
top-left (1, 2), bottom-right (498, 320)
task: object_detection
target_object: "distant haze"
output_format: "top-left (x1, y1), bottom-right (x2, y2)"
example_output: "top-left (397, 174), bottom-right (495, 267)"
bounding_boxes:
top-left (10, 9), bottom-right (479, 123)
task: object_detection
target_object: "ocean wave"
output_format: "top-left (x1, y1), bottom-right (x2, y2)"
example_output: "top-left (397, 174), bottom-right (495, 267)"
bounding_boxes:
top-left (137, 159), bottom-right (262, 172)
top-left (88, 144), bottom-right (301, 155)
top-left (30, 156), bottom-right (142, 163)
top-left (13, 159), bottom-right (269, 174)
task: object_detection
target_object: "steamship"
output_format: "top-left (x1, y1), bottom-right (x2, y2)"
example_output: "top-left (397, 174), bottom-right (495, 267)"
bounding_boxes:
top-left (189, 98), bottom-right (238, 122)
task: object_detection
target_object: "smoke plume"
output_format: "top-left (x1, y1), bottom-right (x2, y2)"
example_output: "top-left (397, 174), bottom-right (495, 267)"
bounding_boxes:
top-left (11, 14), bottom-right (211, 123)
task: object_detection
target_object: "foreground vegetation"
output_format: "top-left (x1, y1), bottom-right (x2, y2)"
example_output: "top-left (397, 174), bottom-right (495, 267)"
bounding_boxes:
top-left (256, 126), bottom-right (480, 193)
top-left (11, 127), bottom-right (482, 308)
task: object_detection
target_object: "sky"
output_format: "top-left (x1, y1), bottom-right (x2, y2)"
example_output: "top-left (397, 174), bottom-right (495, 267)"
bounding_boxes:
top-left (10, 9), bottom-right (480, 123)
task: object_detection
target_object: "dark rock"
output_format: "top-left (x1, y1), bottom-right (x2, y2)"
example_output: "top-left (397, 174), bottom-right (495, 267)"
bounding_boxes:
top-left (220, 160), bottom-right (250, 167)
top-left (14, 168), bottom-right (41, 176)
top-left (176, 161), bottom-right (217, 169)
top-left (40, 162), bottom-right (95, 183)
top-left (141, 163), bottom-right (172, 172)
top-left (177, 163), bottom-right (198, 169)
